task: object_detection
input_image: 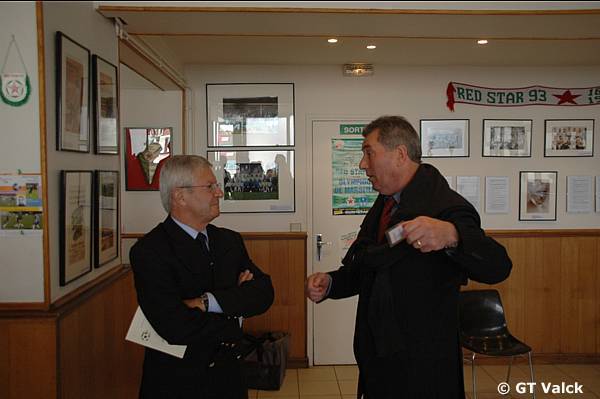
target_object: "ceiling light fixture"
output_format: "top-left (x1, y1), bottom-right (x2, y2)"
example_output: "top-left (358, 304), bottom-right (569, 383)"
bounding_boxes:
top-left (327, 38), bottom-right (338, 43)
top-left (477, 39), bottom-right (489, 45)
top-left (343, 63), bottom-right (374, 77)
top-left (366, 44), bottom-right (377, 50)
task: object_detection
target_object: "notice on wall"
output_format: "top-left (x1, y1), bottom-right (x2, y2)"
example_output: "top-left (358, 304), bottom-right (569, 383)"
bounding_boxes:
top-left (485, 176), bottom-right (509, 214)
top-left (456, 176), bottom-right (481, 211)
top-left (566, 175), bottom-right (593, 213)
top-left (0, 174), bottom-right (43, 236)
top-left (331, 139), bottom-right (377, 215)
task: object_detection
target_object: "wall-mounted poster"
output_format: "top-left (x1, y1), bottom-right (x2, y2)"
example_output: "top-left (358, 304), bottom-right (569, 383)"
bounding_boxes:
top-left (206, 83), bottom-right (295, 147)
top-left (92, 55), bottom-right (119, 154)
top-left (331, 138), bottom-right (377, 215)
top-left (0, 174), bottom-right (43, 235)
top-left (207, 150), bottom-right (294, 213)
top-left (125, 127), bottom-right (172, 191)
top-left (544, 119), bottom-right (594, 157)
top-left (519, 171), bottom-right (557, 221)
top-left (94, 170), bottom-right (119, 267)
top-left (56, 32), bottom-right (90, 153)
top-left (60, 171), bottom-right (92, 286)
top-left (483, 119), bottom-right (532, 157)
top-left (420, 119), bottom-right (469, 158)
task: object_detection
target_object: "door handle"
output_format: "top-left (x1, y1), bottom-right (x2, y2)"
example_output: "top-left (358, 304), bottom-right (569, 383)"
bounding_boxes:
top-left (316, 234), bottom-right (332, 261)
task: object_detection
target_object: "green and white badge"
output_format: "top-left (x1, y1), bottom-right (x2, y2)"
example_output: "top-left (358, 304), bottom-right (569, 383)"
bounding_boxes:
top-left (1, 35), bottom-right (31, 107)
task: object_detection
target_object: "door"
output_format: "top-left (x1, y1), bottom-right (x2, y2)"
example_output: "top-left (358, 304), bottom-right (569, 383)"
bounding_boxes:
top-left (311, 119), bottom-right (377, 364)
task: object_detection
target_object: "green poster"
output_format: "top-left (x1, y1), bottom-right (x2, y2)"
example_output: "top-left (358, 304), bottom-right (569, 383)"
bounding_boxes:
top-left (331, 138), bottom-right (377, 215)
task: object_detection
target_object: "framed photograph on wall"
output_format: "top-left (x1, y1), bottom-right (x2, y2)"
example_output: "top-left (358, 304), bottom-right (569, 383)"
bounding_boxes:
top-left (94, 170), bottom-right (119, 267)
top-left (125, 127), bottom-right (172, 191)
top-left (544, 119), bottom-right (594, 157)
top-left (60, 170), bottom-right (93, 286)
top-left (483, 119), bottom-right (532, 157)
top-left (420, 119), bottom-right (469, 157)
top-left (56, 31), bottom-right (90, 153)
top-left (207, 149), bottom-right (295, 213)
top-left (92, 55), bottom-right (119, 154)
top-left (206, 83), bottom-right (295, 147)
top-left (519, 171), bottom-right (557, 221)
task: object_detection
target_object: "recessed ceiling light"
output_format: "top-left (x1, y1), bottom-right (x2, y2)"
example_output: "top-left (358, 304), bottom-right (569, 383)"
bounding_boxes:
top-left (366, 44), bottom-right (377, 50)
top-left (328, 38), bottom-right (338, 43)
top-left (477, 39), bottom-right (489, 45)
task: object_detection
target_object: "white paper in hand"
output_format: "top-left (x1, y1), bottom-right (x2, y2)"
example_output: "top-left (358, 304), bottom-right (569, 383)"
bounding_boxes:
top-left (125, 306), bottom-right (187, 359)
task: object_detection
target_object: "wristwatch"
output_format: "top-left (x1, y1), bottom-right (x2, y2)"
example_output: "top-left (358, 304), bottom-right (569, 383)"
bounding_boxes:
top-left (200, 293), bottom-right (209, 311)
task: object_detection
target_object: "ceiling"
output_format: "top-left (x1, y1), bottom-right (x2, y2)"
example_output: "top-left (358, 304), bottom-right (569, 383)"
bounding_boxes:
top-left (97, 3), bottom-right (600, 89)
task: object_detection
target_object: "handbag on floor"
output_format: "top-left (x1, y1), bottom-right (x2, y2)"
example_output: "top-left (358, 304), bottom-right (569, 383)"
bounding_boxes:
top-left (240, 332), bottom-right (290, 390)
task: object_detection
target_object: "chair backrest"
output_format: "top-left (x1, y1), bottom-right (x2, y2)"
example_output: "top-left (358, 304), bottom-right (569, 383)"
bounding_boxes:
top-left (459, 289), bottom-right (509, 338)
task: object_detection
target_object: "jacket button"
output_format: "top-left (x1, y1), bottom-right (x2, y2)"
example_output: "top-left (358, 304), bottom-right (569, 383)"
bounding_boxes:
top-left (209, 262), bottom-right (214, 266)
top-left (236, 354), bottom-right (241, 359)
top-left (209, 362), bottom-right (215, 368)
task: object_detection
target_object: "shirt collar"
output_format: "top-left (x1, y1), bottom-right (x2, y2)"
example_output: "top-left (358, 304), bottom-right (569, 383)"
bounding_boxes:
top-left (171, 216), bottom-right (208, 241)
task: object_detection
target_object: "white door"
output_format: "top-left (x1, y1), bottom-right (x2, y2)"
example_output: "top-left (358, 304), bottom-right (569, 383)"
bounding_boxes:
top-left (311, 119), bottom-right (377, 365)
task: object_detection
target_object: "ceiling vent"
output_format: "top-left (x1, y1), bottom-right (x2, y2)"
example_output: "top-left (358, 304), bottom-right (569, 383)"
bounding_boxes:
top-left (343, 63), bottom-right (374, 77)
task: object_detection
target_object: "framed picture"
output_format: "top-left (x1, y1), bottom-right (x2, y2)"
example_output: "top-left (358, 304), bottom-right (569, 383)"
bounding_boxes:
top-left (420, 119), bottom-right (469, 157)
top-left (60, 170), bottom-right (93, 286)
top-left (483, 119), bottom-right (532, 157)
top-left (56, 31), bottom-right (90, 153)
top-left (94, 170), bottom-right (119, 267)
top-left (544, 119), bottom-right (594, 157)
top-left (125, 127), bottom-right (172, 191)
top-left (207, 149), bottom-right (295, 213)
top-left (206, 83), bottom-right (295, 147)
top-left (519, 171), bottom-right (558, 221)
top-left (92, 55), bottom-right (119, 154)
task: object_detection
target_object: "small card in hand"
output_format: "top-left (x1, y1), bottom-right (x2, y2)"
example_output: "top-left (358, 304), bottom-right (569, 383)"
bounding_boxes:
top-left (385, 223), bottom-right (405, 247)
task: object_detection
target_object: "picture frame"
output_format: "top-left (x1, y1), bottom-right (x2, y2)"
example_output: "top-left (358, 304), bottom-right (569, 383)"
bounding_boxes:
top-left (483, 119), bottom-right (532, 157)
top-left (125, 127), bottom-right (172, 191)
top-left (56, 31), bottom-right (90, 153)
top-left (207, 149), bottom-right (295, 213)
top-left (420, 119), bottom-right (469, 157)
top-left (60, 170), bottom-right (93, 286)
top-left (544, 119), bottom-right (594, 157)
top-left (92, 55), bottom-right (119, 155)
top-left (519, 171), bottom-right (558, 221)
top-left (94, 170), bottom-right (119, 267)
top-left (206, 83), bottom-right (295, 147)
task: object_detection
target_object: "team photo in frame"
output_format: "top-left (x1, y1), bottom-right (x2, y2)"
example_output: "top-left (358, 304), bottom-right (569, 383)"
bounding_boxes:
top-left (420, 119), bottom-right (470, 158)
top-left (483, 119), bottom-right (532, 157)
top-left (544, 119), bottom-right (594, 157)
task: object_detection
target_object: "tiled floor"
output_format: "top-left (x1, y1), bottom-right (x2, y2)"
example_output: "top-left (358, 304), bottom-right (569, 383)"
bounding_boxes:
top-left (249, 363), bottom-right (600, 398)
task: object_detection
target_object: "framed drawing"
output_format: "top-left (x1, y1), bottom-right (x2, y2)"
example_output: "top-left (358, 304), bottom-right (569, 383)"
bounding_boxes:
top-left (206, 83), bottom-right (295, 147)
top-left (56, 31), bottom-right (90, 152)
top-left (483, 119), bottom-right (532, 157)
top-left (92, 55), bottom-right (119, 154)
top-left (125, 127), bottom-right (172, 191)
top-left (544, 119), bottom-right (594, 157)
top-left (60, 170), bottom-right (93, 286)
top-left (207, 149), bottom-right (295, 213)
top-left (420, 119), bottom-right (469, 157)
top-left (519, 171), bottom-right (557, 221)
top-left (94, 170), bottom-right (119, 267)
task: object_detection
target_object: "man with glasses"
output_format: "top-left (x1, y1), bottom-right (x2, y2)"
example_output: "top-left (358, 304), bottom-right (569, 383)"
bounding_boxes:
top-left (130, 155), bottom-right (274, 398)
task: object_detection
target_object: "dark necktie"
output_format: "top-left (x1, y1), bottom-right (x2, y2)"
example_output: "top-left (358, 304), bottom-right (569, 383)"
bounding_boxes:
top-left (377, 197), bottom-right (395, 243)
top-left (195, 232), bottom-right (210, 255)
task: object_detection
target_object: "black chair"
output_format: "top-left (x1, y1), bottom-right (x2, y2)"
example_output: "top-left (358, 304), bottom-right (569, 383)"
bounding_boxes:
top-left (459, 289), bottom-right (536, 399)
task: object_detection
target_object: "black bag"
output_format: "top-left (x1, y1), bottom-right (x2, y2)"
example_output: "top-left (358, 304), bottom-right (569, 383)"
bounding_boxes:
top-left (240, 332), bottom-right (290, 390)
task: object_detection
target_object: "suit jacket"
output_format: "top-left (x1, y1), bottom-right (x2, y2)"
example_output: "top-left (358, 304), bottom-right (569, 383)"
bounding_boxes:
top-left (130, 216), bottom-right (274, 399)
top-left (328, 164), bottom-right (512, 398)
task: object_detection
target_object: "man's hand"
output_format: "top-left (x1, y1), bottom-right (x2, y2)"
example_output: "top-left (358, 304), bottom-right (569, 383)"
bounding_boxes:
top-left (401, 216), bottom-right (459, 253)
top-left (238, 269), bottom-right (253, 286)
top-left (183, 297), bottom-right (206, 312)
top-left (306, 272), bottom-right (331, 303)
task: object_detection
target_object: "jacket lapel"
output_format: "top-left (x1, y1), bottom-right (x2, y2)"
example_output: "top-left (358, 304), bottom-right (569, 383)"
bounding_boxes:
top-left (161, 216), bottom-right (210, 274)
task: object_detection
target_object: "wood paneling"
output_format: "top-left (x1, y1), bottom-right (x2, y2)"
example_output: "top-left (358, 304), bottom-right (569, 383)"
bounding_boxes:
top-left (465, 232), bottom-right (600, 358)
top-left (242, 233), bottom-right (308, 367)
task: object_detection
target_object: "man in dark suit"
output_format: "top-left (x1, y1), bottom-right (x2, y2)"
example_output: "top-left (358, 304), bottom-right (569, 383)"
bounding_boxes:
top-left (306, 116), bottom-right (512, 398)
top-left (130, 155), bottom-right (274, 398)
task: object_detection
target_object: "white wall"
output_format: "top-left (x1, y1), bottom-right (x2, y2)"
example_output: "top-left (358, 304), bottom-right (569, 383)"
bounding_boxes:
top-left (0, 2), bottom-right (44, 302)
top-left (185, 64), bottom-right (600, 233)
top-left (43, 2), bottom-right (120, 302)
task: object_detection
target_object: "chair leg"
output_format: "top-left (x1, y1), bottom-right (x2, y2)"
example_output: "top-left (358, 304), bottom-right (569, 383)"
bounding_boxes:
top-left (527, 351), bottom-right (536, 399)
top-left (506, 355), bottom-right (514, 383)
top-left (471, 352), bottom-right (477, 399)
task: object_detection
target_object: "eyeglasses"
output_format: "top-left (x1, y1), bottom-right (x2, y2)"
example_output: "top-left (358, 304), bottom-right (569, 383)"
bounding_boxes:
top-left (177, 183), bottom-right (222, 192)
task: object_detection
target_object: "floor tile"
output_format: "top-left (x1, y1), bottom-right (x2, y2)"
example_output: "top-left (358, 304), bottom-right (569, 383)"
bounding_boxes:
top-left (338, 380), bottom-right (358, 396)
top-left (299, 396), bottom-right (341, 399)
top-left (298, 366), bottom-right (337, 382)
top-left (334, 365), bottom-right (359, 381)
top-left (298, 380), bottom-right (340, 396)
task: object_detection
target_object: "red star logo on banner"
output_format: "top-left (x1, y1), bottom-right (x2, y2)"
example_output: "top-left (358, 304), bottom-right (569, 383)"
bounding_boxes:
top-left (553, 90), bottom-right (580, 105)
